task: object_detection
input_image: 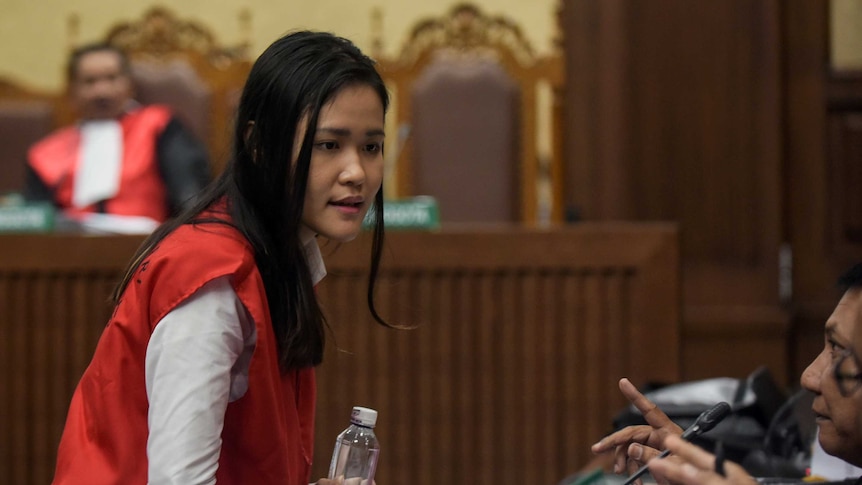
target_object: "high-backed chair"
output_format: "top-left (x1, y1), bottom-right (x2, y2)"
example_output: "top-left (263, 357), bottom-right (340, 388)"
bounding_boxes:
top-left (372, 3), bottom-right (564, 225)
top-left (68, 7), bottom-right (253, 175)
top-left (0, 78), bottom-right (57, 195)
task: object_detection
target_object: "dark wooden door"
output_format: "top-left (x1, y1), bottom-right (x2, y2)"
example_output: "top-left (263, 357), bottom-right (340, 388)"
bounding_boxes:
top-left (784, 1), bottom-right (862, 381)
top-left (562, 0), bottom-right (789, 383)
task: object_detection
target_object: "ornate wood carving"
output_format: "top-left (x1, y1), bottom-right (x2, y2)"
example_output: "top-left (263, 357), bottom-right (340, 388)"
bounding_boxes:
top-left (380, 3), bottom-right (540, 67)
top-left (102, 7), bottom-right (249, 69)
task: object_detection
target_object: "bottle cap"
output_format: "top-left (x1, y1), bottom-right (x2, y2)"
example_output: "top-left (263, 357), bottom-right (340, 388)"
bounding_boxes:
top-left (350, 406), bottom-right (378, 427)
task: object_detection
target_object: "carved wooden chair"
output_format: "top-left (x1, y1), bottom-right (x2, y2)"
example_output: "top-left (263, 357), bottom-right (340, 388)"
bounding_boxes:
top-left (68, 6), bottom-right (253, 175)
top-left (372, 3), bottom-right (564, 224)
top-left (0, 78), bottom-right (57, 194)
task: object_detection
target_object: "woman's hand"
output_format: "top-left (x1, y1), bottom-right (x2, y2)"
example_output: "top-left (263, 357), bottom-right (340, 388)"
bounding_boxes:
top-left (647, 435), bottom-right (756, 485)
top-left (591, 378), bottom-right (684, 477)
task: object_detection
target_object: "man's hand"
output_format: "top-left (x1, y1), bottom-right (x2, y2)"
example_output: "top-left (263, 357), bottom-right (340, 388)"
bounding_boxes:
top-left (647, 435), bottom-right (756, 485)
top-left (590, 378), bottom-right (684, 477)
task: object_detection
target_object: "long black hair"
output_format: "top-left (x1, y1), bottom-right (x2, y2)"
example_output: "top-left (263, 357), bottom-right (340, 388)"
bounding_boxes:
top-left (114, 31), bottom-right (392, 370)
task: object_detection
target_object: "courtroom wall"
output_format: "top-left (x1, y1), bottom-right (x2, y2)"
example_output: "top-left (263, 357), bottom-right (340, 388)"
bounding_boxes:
top-left (833, 0), bottom-right (862, 69)
top-left (0, 0), bottom-right (560, 92)
top-left (2, 0), bottom-right (859, 98)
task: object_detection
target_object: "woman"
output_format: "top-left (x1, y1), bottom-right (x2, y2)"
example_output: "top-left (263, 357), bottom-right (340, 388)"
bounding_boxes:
top-left (52, 31), bottom-right (393, 485)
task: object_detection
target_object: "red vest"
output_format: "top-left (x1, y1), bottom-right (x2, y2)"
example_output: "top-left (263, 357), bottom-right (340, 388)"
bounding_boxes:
top-left (28, 106), bottom-right (173, 222)
top-left (52, 221), bottom-right (316, 485)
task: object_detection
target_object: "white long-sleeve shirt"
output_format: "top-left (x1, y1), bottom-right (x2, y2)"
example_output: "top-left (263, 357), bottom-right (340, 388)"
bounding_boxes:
top-left (144, 238), bottom-right (326, 484)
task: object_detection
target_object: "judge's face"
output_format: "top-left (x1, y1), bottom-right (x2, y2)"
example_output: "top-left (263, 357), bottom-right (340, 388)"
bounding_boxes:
top-left (71, 50), bottom-right (132, 120)
top-left (801, 288), bottom-right (862, 466)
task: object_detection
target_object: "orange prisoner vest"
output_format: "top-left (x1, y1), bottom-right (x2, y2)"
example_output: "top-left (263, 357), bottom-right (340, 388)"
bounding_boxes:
top-left (52, 220), bottom-right (316, 485)
top-left (28, 105), bottom-right (174, 222)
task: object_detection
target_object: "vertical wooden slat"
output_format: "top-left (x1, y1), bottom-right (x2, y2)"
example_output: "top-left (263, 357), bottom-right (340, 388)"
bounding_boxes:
top-left (582, 274), bottom-right (602, 445)
top-left (559, 272), bottom-right (583, 478)
top-left (11, 277), bottom-right (29, 484)
top-left (369, 271), bottom-right (390, 483)
top-left (0, 274), bottom-right (9, 485)
top-left (30, 275), bottom-right (50, 485)
top-left (497, 271), bottom-right (517, 482)
top-left (520, 271), bottom-right (538, 484)
top-left (435, 272), bottom-right (455, 485)
top-left (49, 275), bottom-right (72, 481)
top-left (388, 272), bottom-right (406, 484)
top-left (539, 272), bottom-right (558, 482)
top-left (473, 272), bottom-right (494, 485)
top-left (605, 271), bottom-right (626, 397)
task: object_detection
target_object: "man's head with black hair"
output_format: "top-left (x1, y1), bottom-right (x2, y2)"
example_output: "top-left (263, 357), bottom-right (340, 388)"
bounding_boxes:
top-left (67, 42), bottom-right (133, 120)
top-left (839, 262), bottom-right (862, 292)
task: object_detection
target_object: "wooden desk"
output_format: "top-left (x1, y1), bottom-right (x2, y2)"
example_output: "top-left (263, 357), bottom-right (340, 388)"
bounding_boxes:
top-left (0, 224), bottom-right (680, 485)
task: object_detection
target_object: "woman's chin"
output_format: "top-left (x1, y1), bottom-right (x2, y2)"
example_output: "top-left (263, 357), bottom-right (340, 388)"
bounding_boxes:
top-left (318, 228), bottom-right (361, 243)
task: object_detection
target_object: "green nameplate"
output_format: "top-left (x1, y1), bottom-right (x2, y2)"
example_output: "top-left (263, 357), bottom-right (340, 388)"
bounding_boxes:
top-left (363, 197), bottom-right (440, 230)
top-left (0, 203), bottom-right (55, 232)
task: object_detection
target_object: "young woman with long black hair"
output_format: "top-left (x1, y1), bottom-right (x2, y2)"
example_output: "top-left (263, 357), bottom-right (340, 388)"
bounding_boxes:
top-left (52, 30), bottom-right (393, 485)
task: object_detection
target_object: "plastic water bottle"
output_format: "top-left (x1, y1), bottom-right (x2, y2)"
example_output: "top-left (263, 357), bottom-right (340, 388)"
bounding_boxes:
top-left (328, 406), bottom-right (380, 483)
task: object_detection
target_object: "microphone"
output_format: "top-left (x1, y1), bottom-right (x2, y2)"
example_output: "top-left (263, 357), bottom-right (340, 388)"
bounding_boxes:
top-left (621, 401), bottom-right (732, 485)
top-left (680, 401), bottom-right (732, 439)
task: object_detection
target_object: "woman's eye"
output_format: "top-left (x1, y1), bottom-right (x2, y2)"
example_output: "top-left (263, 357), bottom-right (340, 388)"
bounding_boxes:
top-left (316, 141), bottom-right (337, 150)
top-left (365, 143), bottom-right (382, 153)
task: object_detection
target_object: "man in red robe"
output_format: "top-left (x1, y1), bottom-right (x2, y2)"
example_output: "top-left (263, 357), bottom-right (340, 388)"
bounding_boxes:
top-left (25, 43), bottom-right (211, 224)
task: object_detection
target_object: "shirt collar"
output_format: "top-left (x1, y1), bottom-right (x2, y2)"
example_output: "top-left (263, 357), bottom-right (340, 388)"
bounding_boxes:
top-left (302, 237), bottom-right (327, 286)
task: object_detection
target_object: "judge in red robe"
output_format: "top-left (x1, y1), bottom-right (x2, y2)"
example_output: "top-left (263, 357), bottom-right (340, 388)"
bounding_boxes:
top-left (25, 43), bottom-right (210, 223)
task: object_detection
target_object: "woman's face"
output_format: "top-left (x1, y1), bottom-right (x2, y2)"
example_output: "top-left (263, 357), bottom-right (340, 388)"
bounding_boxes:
top-left (298, 84), bottom-right (385, 243)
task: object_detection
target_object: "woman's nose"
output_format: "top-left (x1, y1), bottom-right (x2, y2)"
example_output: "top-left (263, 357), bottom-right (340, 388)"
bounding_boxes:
top-left (338, 149), bottom-right (366, 186)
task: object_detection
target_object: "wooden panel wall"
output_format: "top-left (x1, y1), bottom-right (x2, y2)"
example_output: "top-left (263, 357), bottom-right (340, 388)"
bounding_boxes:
top-left (782, 0), bottom-right (832, 380)
top-left (563, 0), bottom-right (789, 383)
top-left (787, 22), bottom-right (862, 378)
top-left (312, 226), bottom-right (679, 484)
top-left (0, 225), bottom-right (679, 485)
top-left (826, 72), bottom-right (862, 257)
top-left (0, 235), bottom-right (144, 485)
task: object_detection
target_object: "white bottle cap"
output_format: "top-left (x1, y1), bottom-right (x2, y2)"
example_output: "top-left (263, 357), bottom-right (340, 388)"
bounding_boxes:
top-left (350, 406), bottom-right (378, 427)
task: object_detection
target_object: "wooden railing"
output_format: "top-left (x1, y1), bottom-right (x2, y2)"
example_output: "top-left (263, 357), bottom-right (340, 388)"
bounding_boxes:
top-left (0, 224), bottom-right (679, 485)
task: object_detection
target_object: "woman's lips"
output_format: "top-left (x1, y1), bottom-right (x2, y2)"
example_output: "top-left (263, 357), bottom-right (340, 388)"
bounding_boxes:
top-left (331, 195), bottom-right (364, 214)
top-left (330, 199), bottom-right (362, 215)
top-left (333, 204), bottom-right (361, 215)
